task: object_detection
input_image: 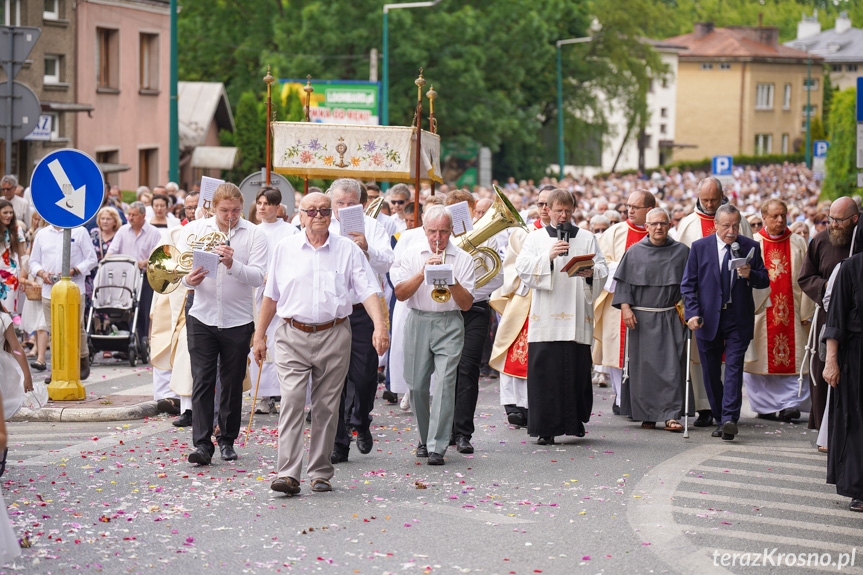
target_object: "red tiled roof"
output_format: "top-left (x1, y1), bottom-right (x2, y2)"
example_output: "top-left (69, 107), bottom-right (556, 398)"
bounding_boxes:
top-left (666, 27), bottom-right (822, 61)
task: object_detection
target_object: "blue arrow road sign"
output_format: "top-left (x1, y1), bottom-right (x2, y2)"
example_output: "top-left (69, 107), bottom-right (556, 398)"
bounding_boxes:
top-left (30, 149), bottom-right (105, 228)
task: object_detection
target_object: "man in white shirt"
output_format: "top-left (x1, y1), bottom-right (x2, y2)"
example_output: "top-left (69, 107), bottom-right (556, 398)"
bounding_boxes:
top-left (254, 192), bottom-right (388, 495)
top-left (327, 179), bottom-right (394, 464)
top-left (107, 202), bottom-right (163, 351)
top-left (29, 224), bottom-right (98, 379)
top-left (182, 183), bottom-right (268, 465)
top-left (391, 205), bottom-right (476, 465)
top-left (387, 184), bottom-right (412, 234)
top-left (248, 185), bottom-right (299, 415)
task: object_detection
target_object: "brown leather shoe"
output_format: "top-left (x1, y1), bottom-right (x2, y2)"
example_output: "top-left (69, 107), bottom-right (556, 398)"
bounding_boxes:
top-left (271, 476), bottom-right (300, 495)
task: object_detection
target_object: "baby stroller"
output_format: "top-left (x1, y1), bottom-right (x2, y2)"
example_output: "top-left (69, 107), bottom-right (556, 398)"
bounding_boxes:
top-left (86, 255), bottom-right (149, 367)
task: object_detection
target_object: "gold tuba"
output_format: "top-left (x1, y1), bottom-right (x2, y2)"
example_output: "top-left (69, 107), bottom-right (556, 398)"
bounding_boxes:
top-left (456, 185), bottom-right (528, 288)
top-left (146, 231), bottom-right (227, 294)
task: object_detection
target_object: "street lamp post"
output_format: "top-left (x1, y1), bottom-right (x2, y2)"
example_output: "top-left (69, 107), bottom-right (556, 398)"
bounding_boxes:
top-left (382, 0), bottom-right (441, 128)
top-left (556, 36), bottom-right (593, 180)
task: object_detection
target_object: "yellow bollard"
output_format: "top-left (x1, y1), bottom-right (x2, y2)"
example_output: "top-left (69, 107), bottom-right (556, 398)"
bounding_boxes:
top-left (47, 277), bottom-right (85, 401)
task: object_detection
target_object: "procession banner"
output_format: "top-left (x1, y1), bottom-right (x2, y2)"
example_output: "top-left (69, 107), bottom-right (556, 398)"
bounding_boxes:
top-left (272, 122), bottom-right (442, 184)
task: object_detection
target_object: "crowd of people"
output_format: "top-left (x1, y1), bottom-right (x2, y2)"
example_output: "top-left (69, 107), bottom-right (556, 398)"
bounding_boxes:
top-left (0, 162), bottom-right (861, 514)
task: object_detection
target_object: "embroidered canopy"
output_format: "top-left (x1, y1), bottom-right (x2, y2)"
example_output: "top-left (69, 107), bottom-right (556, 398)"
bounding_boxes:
top-left (272, 122), bottom-right (442, 184)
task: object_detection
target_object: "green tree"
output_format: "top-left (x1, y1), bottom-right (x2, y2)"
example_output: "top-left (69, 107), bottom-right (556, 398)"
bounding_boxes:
top-left (228, 91), bottom-right (266, 183)
top-left (821, 88), bottom-right (857, 200)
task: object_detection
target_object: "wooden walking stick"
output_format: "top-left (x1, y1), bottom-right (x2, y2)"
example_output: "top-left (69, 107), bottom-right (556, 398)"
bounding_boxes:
top-left (243, 335), bottom-right (266, 447)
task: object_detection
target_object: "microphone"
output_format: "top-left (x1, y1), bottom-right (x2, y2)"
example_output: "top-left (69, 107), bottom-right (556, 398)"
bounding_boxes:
top-left (730, 241), bottom-right (741, 259)
top-left (556, 223), bottom-right (570, 257)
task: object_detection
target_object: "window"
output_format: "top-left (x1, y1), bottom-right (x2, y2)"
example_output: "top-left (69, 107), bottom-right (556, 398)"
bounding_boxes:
top-left (660, 107), bottom-right (667, 118)
top-left (700, 63), bottom-right (713, 70)
top-left (783, 84), bottom-right (791, 109)
top-left (44, 55), bottom-right (60, 84)
top-left (756, 83), bottom-right (774, 110)
top-left (96, 28), bottom-right (119, 91)
top-left (847, 64), bottom-right (858, 72)
top-left (660, 124), bottom-right (667, 134)
top-left (3, 0), bottom-right (21, 26)
top-left (803, 78), bottom-right (819, 91)
top-left (139, 33), bottom-right (160, 91)
top-left (661, 78), bottom-right (668, 88)
top-left (46, 112), bottom-right (60, 141)
top-left (719, 63), bottom-right (731, 70)
top-left (138, 148), bottom-right (158, 188)
top-left (96, 150), bottom-right (120, 186)
top-left (802, 104), bottom-right (818, 117)
top-left (781, 134), bottom-right (789, 154)
top-left (44, 0), bottom-right (59, 19)
top-left (755, 134), bottom-right (772, 155)
top-left (831, 64), bottom-right (842, 72)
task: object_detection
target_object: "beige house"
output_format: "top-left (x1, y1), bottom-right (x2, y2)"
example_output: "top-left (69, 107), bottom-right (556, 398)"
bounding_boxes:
top-left (666, 23), bottom-right (823, 162)
top-left (178, 81), bottom-right (237, 191)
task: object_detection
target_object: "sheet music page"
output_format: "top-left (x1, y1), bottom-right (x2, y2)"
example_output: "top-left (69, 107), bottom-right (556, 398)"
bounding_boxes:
top-left (424, 264), bottom-right (454, 286)
top-left (338, 204), bottom-right (366, 237)
top-left (446, 201), bottom-right (474, 236)
top-left (200, 176), bottom-right (224, 204)
top-left (192, 249), bottom-right (220, 278)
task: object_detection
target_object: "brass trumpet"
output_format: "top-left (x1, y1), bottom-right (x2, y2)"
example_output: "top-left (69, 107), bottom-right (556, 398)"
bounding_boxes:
top-left (146, 231), bottom-right (227, 294)
top-left (430, 241), bottom-right (451, 303)
top-left (455, 185), bottom-right (527, 288)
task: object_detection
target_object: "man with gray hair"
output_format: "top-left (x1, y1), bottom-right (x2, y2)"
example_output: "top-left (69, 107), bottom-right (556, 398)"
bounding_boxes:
top-left (387, 183), bottom-right (412, 233)
top-left (612, 208), bottom-right (690, 431)
top-left (327, 179), bottom-right (394, 464)
top-left (675, 176), bottom-right (752, 428)
top-left (1, 175), bottom-right (32, 229)
top-left (681, 204), bottom-right (770, 441)
top-left (391, 204), bottom-right (475, 465)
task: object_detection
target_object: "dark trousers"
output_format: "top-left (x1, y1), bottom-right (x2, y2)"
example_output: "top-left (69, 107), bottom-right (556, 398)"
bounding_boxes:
top-left (697, 308), bottom-right (749, 425)
top-left (334, 306), bottom-right (378, 453)
top-left (187, 315), bottom-right (254, 454)
top-left (137, 277), bottom-right (154, 344)
top-left (453, 301), bottom-right (491, 439)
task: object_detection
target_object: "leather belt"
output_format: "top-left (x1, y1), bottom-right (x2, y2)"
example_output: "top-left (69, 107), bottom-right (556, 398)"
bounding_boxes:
top-left (285, 316), bottom-right (346, 333)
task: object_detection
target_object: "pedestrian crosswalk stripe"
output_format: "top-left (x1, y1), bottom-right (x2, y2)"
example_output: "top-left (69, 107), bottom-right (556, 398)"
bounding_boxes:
top-left (673, 492), bottom-right (843, 518)
top-left (675, 508), bottom-right (863, 538)
top-left (680, 477), bottom-right (836, 500)
top-left (676, 523), bottom-right (856, 553)
top-left (694, 465), bottom-right (826, 484)
top-left (711, 454), bottom-right (826, 473)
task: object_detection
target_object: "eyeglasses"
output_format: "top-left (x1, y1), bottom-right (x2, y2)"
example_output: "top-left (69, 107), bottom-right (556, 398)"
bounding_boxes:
top-left (751, 222), bottom-right (763, 228)
top-left (184, 206), bottom-right (197, 212)
top-left (536, 202), bottom-right (548, 207)
top-left (0, 187), bottom-right (12, 192)
top-left (390, 199), bottom-right (406, 205)
top-left (301, 208), bottom-right (332, 218)
top-left (645, 221), bottom-right (670, 228)
top-left (626, 204), bottom-right (649, 210)
top-left (828, 215), bottom-right (855, 224)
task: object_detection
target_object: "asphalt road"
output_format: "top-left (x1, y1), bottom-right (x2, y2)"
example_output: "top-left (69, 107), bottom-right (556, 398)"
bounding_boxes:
top-left (4, 364), bottom-right (860, 575)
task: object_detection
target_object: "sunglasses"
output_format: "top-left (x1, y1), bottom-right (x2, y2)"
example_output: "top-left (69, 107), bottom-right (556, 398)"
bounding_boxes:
top-left (815, 220), bottom-right (829, 226)
top-left (301, 208), bottom-right (332, 218)
top-left (536, 202), bottom-right (548, 207)
top-left (390, 199), bottom-right (406, 205)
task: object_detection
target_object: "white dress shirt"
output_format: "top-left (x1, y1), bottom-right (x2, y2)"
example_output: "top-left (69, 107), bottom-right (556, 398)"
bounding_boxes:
top-left (376, 212), bottom-right (399, 239)
top-left (107, 222), bottom-right (163, 262)
top-left (264, 231), bottom-right (379, 324)
top-left (329, 214), bottom-right (394, 278)
top-left (179, 216), bottom-right (268, 328)
top-left (390, 237), bottom-right (476, 312)
top-left (254, 219), bottom-right (300, 309)
top-left (29, 226), bottom-right (98, 299)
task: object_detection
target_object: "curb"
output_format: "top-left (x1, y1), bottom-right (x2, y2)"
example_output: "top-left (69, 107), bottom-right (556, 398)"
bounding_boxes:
top-left (10, 400), bottom-right (161, 422)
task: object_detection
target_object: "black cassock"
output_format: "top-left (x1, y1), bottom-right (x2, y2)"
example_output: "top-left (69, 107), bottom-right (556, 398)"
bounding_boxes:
top-left (823, 252), bottom-right (863, 501)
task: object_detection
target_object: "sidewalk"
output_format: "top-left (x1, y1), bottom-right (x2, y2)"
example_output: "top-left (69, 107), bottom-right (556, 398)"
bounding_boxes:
top-left (12, 357), bottom-right (162, 422)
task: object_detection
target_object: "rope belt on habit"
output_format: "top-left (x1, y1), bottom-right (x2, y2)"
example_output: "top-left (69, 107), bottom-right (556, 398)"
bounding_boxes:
top-left (284, 317), bottom-right (347, 333)
top-left (630, 306), bottom-right (676, 313)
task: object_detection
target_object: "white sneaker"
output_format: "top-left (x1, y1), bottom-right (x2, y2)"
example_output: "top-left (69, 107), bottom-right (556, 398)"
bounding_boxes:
top-left (255, 397), bottom-right (272, 414)
top-left (400, 393), bottom-right (411, 411)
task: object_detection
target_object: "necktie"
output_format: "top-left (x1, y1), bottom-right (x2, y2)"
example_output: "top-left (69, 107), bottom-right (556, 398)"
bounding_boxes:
top-left (720, 244), bottom-right (731, 304)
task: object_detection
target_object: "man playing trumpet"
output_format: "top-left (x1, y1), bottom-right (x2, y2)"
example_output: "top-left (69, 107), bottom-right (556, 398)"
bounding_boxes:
top-left (391, 205), bottom-right (475, 465)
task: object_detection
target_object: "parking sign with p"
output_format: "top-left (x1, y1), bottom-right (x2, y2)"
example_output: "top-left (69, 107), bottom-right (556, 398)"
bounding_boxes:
top-left (712, 156), bottom-right (732, 176)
